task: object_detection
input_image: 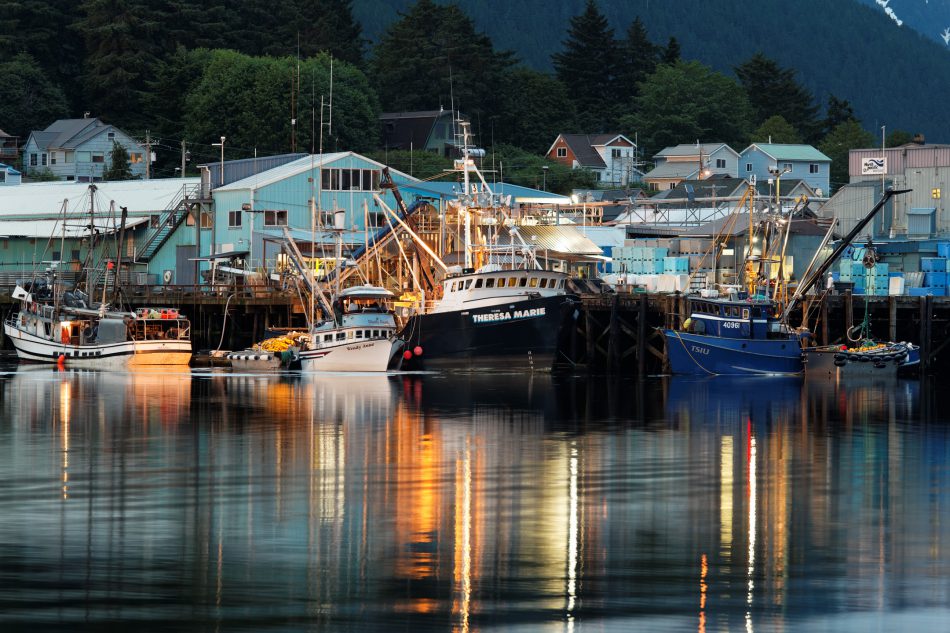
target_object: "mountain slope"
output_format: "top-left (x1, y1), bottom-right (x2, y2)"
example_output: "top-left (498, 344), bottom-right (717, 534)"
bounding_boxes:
top-left (355, 0), bottom-right (950, 141)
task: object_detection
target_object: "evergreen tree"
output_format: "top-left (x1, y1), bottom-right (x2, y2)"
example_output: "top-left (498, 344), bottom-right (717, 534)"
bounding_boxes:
top-left (372, 0), bottom-right (514, 132)
top-left (0, 54), bottom-right (69, 139)
top-left (753, 115), bottom-right (802, 144)
top-left (0, 0), bottom-right (82, 110)
top-left (223, 0), bottom-right (297, 57)
top-left (104, 141), bottom-right (134, 180)
top-left (616, 16), bottom-right (658, 104)
top-left (494, 68), bottom-right (576, 153)
top-left (818, 119), bottom-right (874, 193)
top-left (885, 129), bottom-right (913, 147)
top-left (734, 53), bottom-right (821, 142)
top-left (823, 94), bottom-right (857, 137)
top-left (151, 0), bottom-right (230, 52)
top-left (293, 0), bottom-right (364, 65)
top-left (75, 0), bottom-right (161, 132)
top-left (551, 0), bottom-right (619, 131)
top-left (621, 61), bottom-right (754, 157)
top-left (660, 37), bottom-right (681, 65)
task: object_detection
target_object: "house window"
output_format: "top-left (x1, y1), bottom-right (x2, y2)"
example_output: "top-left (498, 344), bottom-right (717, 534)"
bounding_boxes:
top-left (64, 152), bottom-right (73, 164)
top-left (650, 182), bottom-right (659, 191)
top-left (611, 148), bottom-right (622, 158)
top-left (228, 211), bottom-right (242, 227)
top-left (66, 176), bottom-right (74, 181)
top-left (557, 147), bottom-right (567, 158)
top-left (107, 132), bottom-right (115, 140)
top-left (41, 153), bottom-right (47, 166)
top-left (746, 163), bottom-right (752, 172)
top-left (669, 182), bottom-right (676, 190)
top-left (130, 153), bottom-right (143, 164)
top-left (71, 249), bottom-right (80, 260)
top-left (716, 158), bottom-right (726, 169)
top-left (200, 212), bottom-right (213, 228)
top-left (50, 152), bottom-right (57, 165)
top-left (783, 162), bottom-right (792, 171)
top-left (30, 153), bottom-right (37, 166)
top-left (809, 163), bottom-right (819, 174)
top-left (367, 212), bottom-right (385, 228)
top-left (150, 215), bottom-right (160, 228)
top-left (264, 210), bottom-right (288, 226)
top-left (92, 154), bottom-right (104, 163)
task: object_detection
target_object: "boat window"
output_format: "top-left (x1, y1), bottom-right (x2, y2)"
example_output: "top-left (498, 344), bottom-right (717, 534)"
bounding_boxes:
top-left (497, 278), bottom-right (506, 288)
top-left (519, 277), bottom-right (528, 287)
top-left (752, 308), bottom-right (761, 318)
top-left (559, 279), bottom-right (565, 288)
top-left (373, 330), bottom-right (380, 338)
top-left (730, 306), bottom-right (739, 317)
top-left (356, 330), bottom-right (363, 339)
top-left (336, 332), bottom-right (345, 340)
top-left (742, 308), bottom-right (750, 319)
top-left (485, 278), bottom-right (495, 288)
top-left (539, 278), bottom-right (548, 288)
top-left (508, 277), bottom-right (517, 287)
top-left (450, 281), bottom-right (457, 292)
top-left (465, 279), bottom-right (473, 289)
top-left (347, 331), bottom-right (354, 339)
top-left (474, 279), bottom-right (483, 288)
top-left (324, 334), bottom-right (332, 342)
top-left (529, 277), bottom-right (539, 288)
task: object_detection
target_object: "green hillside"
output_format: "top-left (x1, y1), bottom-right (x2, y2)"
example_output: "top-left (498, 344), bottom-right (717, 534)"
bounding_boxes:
top-left (355, 0), bottom-right (950, 141)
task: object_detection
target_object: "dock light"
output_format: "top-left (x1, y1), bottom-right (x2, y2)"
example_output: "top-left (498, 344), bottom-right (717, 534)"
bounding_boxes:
top-left (933, 188), bottom-right (941, 200)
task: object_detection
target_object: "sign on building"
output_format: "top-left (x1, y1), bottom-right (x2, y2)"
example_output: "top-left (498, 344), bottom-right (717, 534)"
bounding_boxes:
top-left (861, 157), bottom-right (886, 175)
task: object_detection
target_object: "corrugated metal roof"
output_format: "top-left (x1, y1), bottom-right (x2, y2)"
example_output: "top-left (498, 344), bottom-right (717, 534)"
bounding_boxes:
top-left (744, 143), bottom-right (831, 162)
top-left (201, 153), bottom-right (308, 188)
top-left (655, 143), bottom-right (735, 158)
top-left (215, 152), bottom-right (417, 192)
top-left (403, 181), bottom-right (570, 204)
top-left (0, 178), bottom-right (200, 216)
top-left (0, 216), bottom-right (148, 238)
top-left (497, 224), bottom-right (603, 256)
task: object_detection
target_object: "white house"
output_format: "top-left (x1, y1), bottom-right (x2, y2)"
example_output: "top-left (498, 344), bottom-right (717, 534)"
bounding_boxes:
top-left (546, 133), bottom-right (643, 186)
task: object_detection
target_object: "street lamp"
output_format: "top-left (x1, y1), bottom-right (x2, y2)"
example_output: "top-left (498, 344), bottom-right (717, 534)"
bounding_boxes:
top-left (212, 136), bottom-right (226, 187)
top-left (542, 165), bottom-right (549, 191)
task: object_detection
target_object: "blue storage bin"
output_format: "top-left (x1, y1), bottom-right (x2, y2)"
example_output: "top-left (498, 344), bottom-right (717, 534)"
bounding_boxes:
top-left (925, 272), bottom-right (948, 287)
top-left (937, 242), bottom-right (950, 258)
top-left (908, 287), bottom-right (936, 297)
top-left (921, 257), bottom-right (947, 273)
top-left (888, 271), bottom-right (904, 278)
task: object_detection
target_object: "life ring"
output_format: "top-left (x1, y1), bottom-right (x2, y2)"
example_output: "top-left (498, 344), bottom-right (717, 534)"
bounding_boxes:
top-left (61, 327), bottom-right (70, 345)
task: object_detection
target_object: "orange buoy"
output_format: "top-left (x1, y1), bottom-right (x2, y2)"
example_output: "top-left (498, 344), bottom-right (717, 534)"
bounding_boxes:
top-left (57, 354), bottom-right (66, 368)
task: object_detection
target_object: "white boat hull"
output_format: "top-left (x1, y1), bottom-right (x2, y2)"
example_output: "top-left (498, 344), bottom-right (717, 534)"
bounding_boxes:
top-left (4, 322), bottom-right (192, 368)
top-left (299, 337), bottom-right (402, 372)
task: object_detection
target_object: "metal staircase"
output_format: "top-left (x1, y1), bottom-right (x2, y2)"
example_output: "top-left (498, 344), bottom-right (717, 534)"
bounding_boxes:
top-left (137, 184), bottom-right (202, 262)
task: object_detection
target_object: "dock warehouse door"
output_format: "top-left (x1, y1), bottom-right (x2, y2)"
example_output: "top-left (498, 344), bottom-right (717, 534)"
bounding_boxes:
top-left (176, 245), bottom-right (197, 286)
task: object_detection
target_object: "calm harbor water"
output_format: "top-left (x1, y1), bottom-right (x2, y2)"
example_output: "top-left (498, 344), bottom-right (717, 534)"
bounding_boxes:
top-left (0, 363), bottom-right (948, 632)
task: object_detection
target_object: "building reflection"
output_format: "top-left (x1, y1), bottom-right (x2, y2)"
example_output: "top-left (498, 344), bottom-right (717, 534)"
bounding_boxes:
top-left (0, 366), bottom-right (948, 630)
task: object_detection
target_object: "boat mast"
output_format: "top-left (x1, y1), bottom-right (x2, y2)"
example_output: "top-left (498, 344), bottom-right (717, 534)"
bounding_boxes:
top-left (460, 120), bottom-right (473, 271)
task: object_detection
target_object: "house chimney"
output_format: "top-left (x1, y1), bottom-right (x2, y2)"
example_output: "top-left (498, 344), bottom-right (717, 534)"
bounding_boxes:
top-left (913, 133), bottom-right (925, 145)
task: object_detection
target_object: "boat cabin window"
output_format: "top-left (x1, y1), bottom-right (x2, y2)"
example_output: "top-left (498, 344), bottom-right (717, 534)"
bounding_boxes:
top-left (518, 277), bottom-right (527, 287)
top-left (529, 278), bottom-right (539, 288)
top-left (729, 306), bottom-right (739, 317)
top-left (324, 334), bottom-right (332, 342)
top-left (450, 281), bottom-right (457, 292)
top-left (336, 332), bottom-right (345, 341)
top-left (742, 308), bottom-right (750, 319)
top-left (474, 279), bottom-right (483, 288)
top-left (540, 278), bottom-right (548, 288)
top-left (508, 277), bottom-right (517, 287)
top-left (465, 279), bottom-right (473, 289)
top-left (497, 278), bottom-right (506, 288)
top-left (752, 308), bottom-right (762, 318)
top-left (485, 278), bottom-right (495, 288)
top-left (356, 330), bottom-right (363, 339)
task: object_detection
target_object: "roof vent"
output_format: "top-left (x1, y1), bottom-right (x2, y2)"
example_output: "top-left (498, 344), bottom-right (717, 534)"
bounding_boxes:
top-left (913, 133), bottom-right (926, 145)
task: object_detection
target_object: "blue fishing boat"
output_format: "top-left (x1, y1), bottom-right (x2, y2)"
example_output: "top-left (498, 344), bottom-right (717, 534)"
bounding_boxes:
top-left (662, 294), bottom-right (807, 375)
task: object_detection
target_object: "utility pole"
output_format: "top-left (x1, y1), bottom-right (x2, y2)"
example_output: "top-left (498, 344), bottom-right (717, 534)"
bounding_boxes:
top-left (145, 130), bottom-right (151, 180)
top-left (181, 140), bottom-right (187, 177)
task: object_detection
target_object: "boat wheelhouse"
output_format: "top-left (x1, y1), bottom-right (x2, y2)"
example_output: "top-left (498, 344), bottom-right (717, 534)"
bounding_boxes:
top-left (662, 293), bottom-right (805, 375)
top-left (299, 285), bottom-right (404, 372)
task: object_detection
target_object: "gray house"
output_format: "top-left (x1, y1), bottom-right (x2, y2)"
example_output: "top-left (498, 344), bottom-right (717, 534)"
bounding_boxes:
top-left (643, 143), bottom-right (740, 192)
top-left (22, 118), bottom-right (146, 182)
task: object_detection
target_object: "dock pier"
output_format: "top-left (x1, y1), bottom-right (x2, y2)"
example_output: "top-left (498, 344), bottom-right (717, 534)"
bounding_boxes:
top-left (2, 287), bottom-right (947, 374)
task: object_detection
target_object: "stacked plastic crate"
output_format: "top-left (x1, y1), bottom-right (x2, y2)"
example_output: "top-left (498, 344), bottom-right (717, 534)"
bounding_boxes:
top-left (911, 256), bottom-right (949, 296)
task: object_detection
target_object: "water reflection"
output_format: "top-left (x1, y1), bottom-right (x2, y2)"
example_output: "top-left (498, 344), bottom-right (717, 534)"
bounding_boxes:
top-left (0, 366), bottom-right (948, 632)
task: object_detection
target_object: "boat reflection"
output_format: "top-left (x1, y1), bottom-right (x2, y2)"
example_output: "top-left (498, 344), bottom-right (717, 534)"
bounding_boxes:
top-left (0, 366), bottom-right (948, 631)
